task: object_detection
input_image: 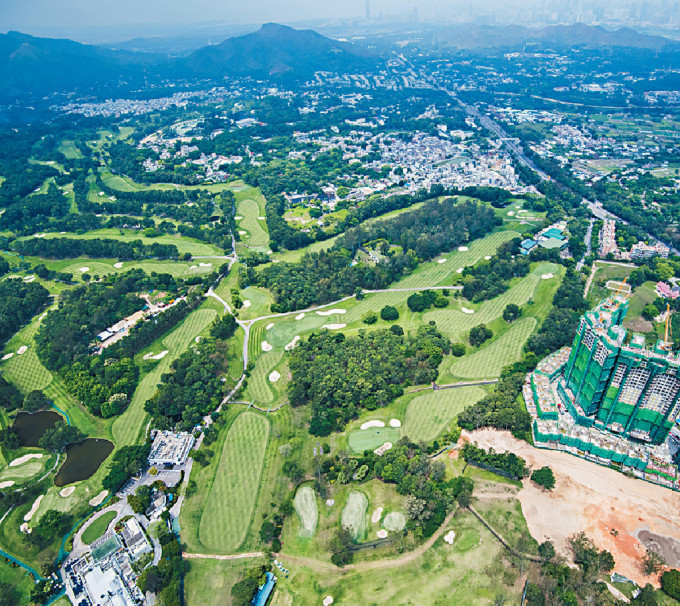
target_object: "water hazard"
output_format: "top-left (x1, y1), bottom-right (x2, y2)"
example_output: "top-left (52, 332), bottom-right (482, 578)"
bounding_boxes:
top-left (13, 410), bottom-right (63, 447)
top-left (54, 439), bottom-right (114, 486)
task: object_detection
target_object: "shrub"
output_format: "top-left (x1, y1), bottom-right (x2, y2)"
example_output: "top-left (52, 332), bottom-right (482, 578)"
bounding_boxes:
top-left (380, 305), bottom-right (399, 322)
top-left (362, 311), bottom-right (378, 324)
top-left (531, 466), bottom-right (555, 490)
top-left (661, 569), bottom-right (680, 600)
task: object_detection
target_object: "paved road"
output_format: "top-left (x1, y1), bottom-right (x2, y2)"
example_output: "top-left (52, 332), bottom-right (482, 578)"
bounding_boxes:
top-left (576, 218), bottom-right (594, 271)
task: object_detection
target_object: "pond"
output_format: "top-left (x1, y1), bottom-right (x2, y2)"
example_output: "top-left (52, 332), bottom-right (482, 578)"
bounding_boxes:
top-left (13, 410), bottom-right (63, 447)
top-left (54, 439), bottom-right (114, 486)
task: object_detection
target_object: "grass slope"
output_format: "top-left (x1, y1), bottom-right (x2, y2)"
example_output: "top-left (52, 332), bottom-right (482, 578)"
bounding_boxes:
top-left (198, 411), bottom-right (270, 552)
top-left (81, 510), bottom-right (117, 545)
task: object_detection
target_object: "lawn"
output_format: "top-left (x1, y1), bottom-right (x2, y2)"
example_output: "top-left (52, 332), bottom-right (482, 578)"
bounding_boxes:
top-left (183, 557), bottom-right (266, 606)
top-left (236, 197), bottom-right (269, 249)
top-left (81, 510), bottom-right (117, 545)
top-left (112, 307), bottom-right (217, 447)
top-left (341, 491), bottom-right (368, 541)
top-left (58, 140), bottom-right (83, 160)
top-left (238, 287), bottom-right (273, 321)
top-left (401, 386), bottom-right (486, 443)
top-left (347, 426), bottom-right (401, 454)
top-left (198, 411), bottom-right (270, 553)
top-left (294, 485), bottom-right (319, 538)
top-left (0, 558), bottom-right (37, 606)
top-left (449, 317), bottom-right (537, 380)
top-left (246, 350), bottom-right (285, 405)
top-left (1, 348), bottom-right (52, 394)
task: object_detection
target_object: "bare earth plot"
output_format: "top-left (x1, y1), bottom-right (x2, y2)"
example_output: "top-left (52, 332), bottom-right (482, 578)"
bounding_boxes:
top-left (467, 429), bottom-right (680, 586)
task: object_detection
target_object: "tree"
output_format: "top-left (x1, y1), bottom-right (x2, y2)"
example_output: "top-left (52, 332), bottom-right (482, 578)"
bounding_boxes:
top-left (127, 484), bottom-right (153, 515)
top-left (642, 548), bottom-right (666, 576)
top-left (634, 584), bottom-right (659, 606)
top-left (661, 569), bottom-right (680, 600)
top-left (451, 342), bottom-right (466, 357)
top-left (469, 324), bottom-right (493, 347)
top-left (329, 526), bottom-right (354, 567)
top-left (282, 460), bottom-right (304, 483)
top-left (531, 466), bottom-right (555, 490)
top-left (380, 305), bottom-right (399, 322)
top-left (38, 422), bottom-right (83, 452)
top-left (643, 303), bottom-right (660, 321)
top-left (23, 390), bottom-right (49, 412)
top-left (538, 540), bottom-right (556, 561)
top-left (231, 567), bottom-right (265, 606)
top-left (503, 303), bottom-right (521, 322)
top-left (361, 311), bottom-right (378, 324)
top-left (524, 583), bottom-right (545, 606)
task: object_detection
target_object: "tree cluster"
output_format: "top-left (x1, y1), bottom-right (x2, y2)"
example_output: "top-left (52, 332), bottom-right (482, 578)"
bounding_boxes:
top-left (461, 443), bottom-right (528, 479)
top-left (0, 278), bottom-right (50, 348)
top-left (102, 444), bottom-right (151, 493)
top-left (14, 237), bottom-right (180, 261)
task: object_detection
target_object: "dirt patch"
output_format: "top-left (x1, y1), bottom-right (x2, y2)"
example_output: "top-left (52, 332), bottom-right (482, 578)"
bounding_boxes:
top-left (637, 530), bottom-right (680, 568)
top-left (467, 429), bottom-right (680, 586)
top-left (623, 316), bottom-right (653, 333)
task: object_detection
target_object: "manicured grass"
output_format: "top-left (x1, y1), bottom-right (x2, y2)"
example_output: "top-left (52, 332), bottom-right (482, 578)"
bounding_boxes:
top-left (81, 510), bottom-right (117, 545)
top-left (198, 411), bottom-right (270, 552)
top-left (238, 287), bottom-right (273, 321)
top-left (401, 386), bottom-right (486, 442)
top-left (38, 229), bottom-right (221, 257)
top-left (0, 558), bottom-right (36, 606)
top-left (112, 307), bottom-right (217, 447)
top-left (100, 171), bottom-right (236, 194)
top-left (449, 317), bottom-right (537, 380)
top-left (347, 426), bottom-right (401, 454)
top-left (266, 315), bottom-right (329, 349)
top-left (184, 557), bottom-right (265, 606)
top-left (382, 511), bottom-right (406, 531)
top-left (1, 348), bottom-right (52, 393)
top-left (294, 485), bottom-right (319, 538)
top-left (58, 140), bottom-right (83, 159)
top-left (246, 350), bottom-right (284, 405)
top-left (0, 456), bottom-right (50, 483)
top-left (341, 491), bottom-right (368, 541)
top-left (236, 197), bottom-right (269, 249)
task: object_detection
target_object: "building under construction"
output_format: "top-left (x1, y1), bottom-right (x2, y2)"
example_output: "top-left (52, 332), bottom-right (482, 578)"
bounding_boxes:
top-left (524, 291), bottom-right (680, 489)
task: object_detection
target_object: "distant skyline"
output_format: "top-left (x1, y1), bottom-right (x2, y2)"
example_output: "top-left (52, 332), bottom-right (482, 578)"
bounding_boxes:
top-left (3, 0), bottom-right (680, 44)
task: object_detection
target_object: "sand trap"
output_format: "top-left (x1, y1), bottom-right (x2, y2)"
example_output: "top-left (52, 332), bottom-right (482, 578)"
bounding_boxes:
top-left (461, 307), bottom-right (475, 314)
top-left (79, 267), bottom-right (90, 272)
top-left (2, 353), bottom-right (14, 361)
top-left (389, 419), bottom-right (401, 428)
top-left (235, 215), bottom-right (243, 220)
top-left (456, 267), bottom-right (464, 274)
top-left (24, 495), bottom-right (43, 522)
top-left (326, 499), bottom-right (335, 507)
top-left (10, 453), bottom-right (42, 467)
top-left (242, 300), bottom-right (251, 308)
top-left (316, 309), bottom-right (347, 316)
top-left (23, 275), bottom-right (35, 283)
top-left (16, 346), bottom-right (28, 355)
top-left (98, 191), bottom-right (104, 196)
top-left (485, 255), bottom-right (492, 260)
top-left (89, 490), bottom-right (108, 507)
top-left (269, 371), bottom-right (281, 382)
top-left (261, 341), bottom-right (273, 352)
top-left (541, 273), bottom-right (554, 280)
top-left (238, 230), bottom-right (247, 235)
top-left (266, 323), bottom-right (275, 330)
top-left (361, 420), bottom-right (385, 430)
top-left (458, 246), bottom-right (469, 251)
top-left (372, 507), bottom-right (383, 524)
top-left (189, 265), bottom-right (197, 269)
top-left (0, 481), bottom-right (15, 489)
top-left (322, 324), bottom-right (346, 330)
top-left (143, 350), bottom-right (169, 360)
top-left (258, 216), bottom-right (266, 220)
top-left (438, 258), bottom-right (447, 264)
top-left (285, 336), bottom-right (300, 351)
top-left (295, 313), bottom-right (305, 320)
top-left (374, 442), bottom-right (393, 456)
top-left (444, 530), bottom-right (456, 544)
top-left (377, 529), bottom-right (388, 538)
top-left (199, 262), bottom-right (212, 267)
top-left (20, 522), bottom-right (30, 534)
top-left (195, 336), bottom-right (202, 343)
top-left (323, 597), bottom-right (334, 606)
top-left (60, 486), bottom-right (75, 498)
top-left (113, 262), bottom-right (124, 268)
top-left (508, 211), bottom-right (515, 216)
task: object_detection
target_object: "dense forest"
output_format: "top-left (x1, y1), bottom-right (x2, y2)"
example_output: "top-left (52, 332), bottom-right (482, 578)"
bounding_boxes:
top-left (0, 279), bottom-right (50, 347)
top-left (258, 199), bottom-right (497, 311)
top-left (288, 325), bottom-right (450, 436)
top-left (14, 237), bottom-right (180, 260)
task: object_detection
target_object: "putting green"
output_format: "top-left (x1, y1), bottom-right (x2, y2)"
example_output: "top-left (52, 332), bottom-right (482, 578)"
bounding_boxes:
top-left (383, 511), bottom-right (406, 532)
top-left (341, 491), bottom-right (368, 541)
top-left (294, 485), bottom-right (319, 538)
top-left (347, 426), bottom-right (401, 454)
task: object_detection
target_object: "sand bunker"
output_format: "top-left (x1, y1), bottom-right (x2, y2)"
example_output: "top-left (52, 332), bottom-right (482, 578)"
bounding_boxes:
top-left (10, 453), bottom-right (42, 467)
top-left (189, 265), bottom-right (197, 270)
top-left (372, 507), bottom-right (383, 524)
top-left (24, 495), bottom-right (43, 522)
top-left (461, 307), bottom-right (475, 314)
top-left (269, 371), bottom-right (281, 382)
top-left (0, 481), bottom-right (15, 489)
top-left (361, 420), bottom-right (385, 430)
top-left (17, 346), bottom-right (28, 355)
top-left (79, 267), bottom-right (90, 272)
top-left (458, 246), bottom-right (469, 251)
top-left (235, 216), bottom-right (243, 220)
top-left (261, 341), bottom-right (273, 352)
top-left (20, 522), bottom-right (30, 534)
top-left (389, 419), bottom-right (402, 428)
top-left (377, 529), bottom-right (388, 538)
top-left (456, 267), bottom-right (464, 274)
top-left (143, 350), bottom-right (169, 360)
top-left (295, 313), bottom-right (305, 320)
top-left (241, 300), bottom-right (251, 308)
top-left (266, 323), bottom-right (275, 330)
top-left (485, 255), bottom-right (492, 260)
top-left (326, 499), bottom-right (335, 507)
top-left (89, 490), bottom-right (108, 507)
top-left (316, 309), bottom-right (347, 316)
top-left (285, 336), bottom-right (301, 351)
top-left (199, 262), bottom-right (212, 267)
top-left (113, 262), bottom-right (124, 268)
top-left (322, 324), bottom-right (346, 330)
top-left (323, 597), bottom-right (334, 606)
top-left (444, 530), bottom-right (456, 544)
top-left (541, 273), bottom-right (554, 280)
top-left (195, 336), bottom-right (202, 343)
top-left (23, 276), bottom-right (35, 283)
top-left (238, 230), bottom-right (247, 235)
top-left (438, 258), bottom-right (447, 264)
top-left (60, 486), bottom-right (75, 498)
top-left (2, 353), bottom-right (14, 361)
top-left (507, 211), bottom-right (515, 216)
top-left (258, 216), bottom-right (266, 220)
top-left (374, 442), bottom-right (393, 456)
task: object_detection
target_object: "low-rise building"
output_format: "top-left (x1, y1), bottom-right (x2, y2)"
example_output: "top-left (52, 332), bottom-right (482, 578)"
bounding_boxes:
top-left (148, 431), bottom-right (195, 466)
